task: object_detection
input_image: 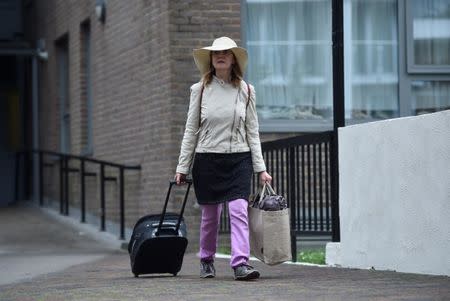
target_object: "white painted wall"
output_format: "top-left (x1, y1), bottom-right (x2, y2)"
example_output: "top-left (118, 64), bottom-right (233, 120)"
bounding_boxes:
top-left (327, 110), bottom-right (450, 276)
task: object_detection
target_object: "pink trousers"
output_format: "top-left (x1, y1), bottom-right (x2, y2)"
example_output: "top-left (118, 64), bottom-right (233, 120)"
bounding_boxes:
top-left (199, 198), bottom-right (249, 268)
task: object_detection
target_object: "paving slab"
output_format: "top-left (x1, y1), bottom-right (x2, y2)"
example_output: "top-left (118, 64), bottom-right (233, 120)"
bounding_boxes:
top-left (0, 203), bottom-right (449, 301)
top-left (0, 203), bottom-right (118, 286)
top-left (1, 252), bottom-right (449, 301)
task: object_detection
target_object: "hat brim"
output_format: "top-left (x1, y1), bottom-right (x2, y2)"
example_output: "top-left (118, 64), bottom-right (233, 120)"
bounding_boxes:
top-left (193, 46), bottom-right (248, 76)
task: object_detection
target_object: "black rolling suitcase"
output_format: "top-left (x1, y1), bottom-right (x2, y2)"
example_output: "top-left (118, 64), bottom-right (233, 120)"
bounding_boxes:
top-left (128, 180), bottom-right (192, 277)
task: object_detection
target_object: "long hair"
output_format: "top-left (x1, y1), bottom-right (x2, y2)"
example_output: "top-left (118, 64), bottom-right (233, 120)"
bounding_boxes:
top-left (201, 52), bottom-right (243, 88)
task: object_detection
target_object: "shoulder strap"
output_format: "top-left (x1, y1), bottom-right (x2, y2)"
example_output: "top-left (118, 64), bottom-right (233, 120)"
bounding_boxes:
top-left (244, 82), bottom-right (251, 124)
top-left (198, 84), bottom-right (205, 128)
top-left (246, 82), bottom-right (251, 109)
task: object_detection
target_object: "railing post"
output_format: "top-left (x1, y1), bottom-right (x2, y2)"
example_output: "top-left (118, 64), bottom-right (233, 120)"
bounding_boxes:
top-left (301, 145), bottom-right (306, 231)
top-left (59, 155), bottom-right (64, 214)
top-left (307, 145), bottom-right (312, 230)
top-left (319, 143), bottom-right (324, 231)
top-left (119, 167), bottom-right (125, 240)
top-left (313, 144), bottom-right (317, 231)
top-left (39, 151), bottom-right (44, 206)
top-left (289, 147), bottom-right (297, 262)
top-left (100, 164), bottom-right (105, 231)
top-left (331, 0), bottom-right (344, 242)
top-left (325, 141), bottom-right (331, 231)
top-left (330, 134), bottom-right (340, 242)
top-left (80, 159), bottom-right (86, 223)
top-left (15, 152), bottom-right (20, 201)
top-left (64, 156), bottom-right (69, 216)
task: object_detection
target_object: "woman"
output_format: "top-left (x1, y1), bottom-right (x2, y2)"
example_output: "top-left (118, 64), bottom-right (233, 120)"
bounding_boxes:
top-left (175, 36), bottom-right (272, 281)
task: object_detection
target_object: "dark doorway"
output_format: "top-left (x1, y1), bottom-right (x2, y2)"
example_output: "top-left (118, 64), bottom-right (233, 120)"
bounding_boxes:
top-left (0, 56), bottom-right (27, 205)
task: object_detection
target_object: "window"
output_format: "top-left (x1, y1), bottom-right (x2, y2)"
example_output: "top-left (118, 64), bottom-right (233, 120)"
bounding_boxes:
top-left (344, 0), bottom-right (399, 123)
top-left (406, 0), bottom-right (450, 73)
top-left (244, 0), bottom-right (450, 131)
top-left (411, 80), bottom-right (450, 115)
top-left (55, 35), bottom-right (70, 153)
top-left (404, 0), bottom-right (450, 115)
top-left (243, 0), bottom-right (333, 132)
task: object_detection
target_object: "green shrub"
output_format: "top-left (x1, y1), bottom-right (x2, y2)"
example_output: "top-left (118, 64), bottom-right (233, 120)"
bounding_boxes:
top-left (297, 249), bottom-right (326, 265)
top-left (217, 246), bottom-right (326, 265)
top-left (217, 246), bottom-right (230, 255)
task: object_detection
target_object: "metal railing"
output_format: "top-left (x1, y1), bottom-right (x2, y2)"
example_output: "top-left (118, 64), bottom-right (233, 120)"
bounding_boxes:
top-left (15, 150), bottom-right (141, 240)
top-left (220, 131), bottom-right (338, 261)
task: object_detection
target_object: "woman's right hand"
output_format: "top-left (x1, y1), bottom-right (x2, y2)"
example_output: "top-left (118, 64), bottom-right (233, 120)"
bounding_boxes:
top-left (175, 172), bottom-right (187, 185)
top-left (259, 171), bottom-right (272, 185)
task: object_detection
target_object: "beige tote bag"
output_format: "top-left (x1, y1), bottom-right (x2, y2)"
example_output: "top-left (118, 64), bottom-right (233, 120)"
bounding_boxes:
top-left (248, 184), bottom-right (292, 265)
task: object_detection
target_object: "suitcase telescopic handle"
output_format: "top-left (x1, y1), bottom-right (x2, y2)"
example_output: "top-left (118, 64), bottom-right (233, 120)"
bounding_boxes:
top-left (169, 179), bottom-right (193, 185)
top-left (156, 179), bottom-right (193, 236)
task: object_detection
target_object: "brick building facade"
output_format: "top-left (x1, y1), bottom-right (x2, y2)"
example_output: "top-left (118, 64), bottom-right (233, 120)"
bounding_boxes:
top-left (26, 0), bottom-right (256, 249)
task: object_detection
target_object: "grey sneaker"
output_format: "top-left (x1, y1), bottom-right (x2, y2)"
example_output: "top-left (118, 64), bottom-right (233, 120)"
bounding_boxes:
top-left (233, 264), bottom-right (260, 281)
top-left (200, 260), bottom-right (215, 278)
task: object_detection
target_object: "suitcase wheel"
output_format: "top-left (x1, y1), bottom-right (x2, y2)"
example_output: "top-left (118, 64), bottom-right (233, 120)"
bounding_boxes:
top-left (172, 273), bottom-right (177, 277)
top-left (134, 273), bottom-right (139, 278)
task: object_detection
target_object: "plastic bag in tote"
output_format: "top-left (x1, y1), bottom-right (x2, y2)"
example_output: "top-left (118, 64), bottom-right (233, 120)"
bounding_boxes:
top-left (252, 183), bottom-right (287, 211)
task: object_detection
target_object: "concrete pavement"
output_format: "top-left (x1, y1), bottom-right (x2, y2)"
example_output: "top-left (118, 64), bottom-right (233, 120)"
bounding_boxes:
top-left (0, 202), bottom-right (449, 301)
top-left (0, 202), bottom-right (119, 286)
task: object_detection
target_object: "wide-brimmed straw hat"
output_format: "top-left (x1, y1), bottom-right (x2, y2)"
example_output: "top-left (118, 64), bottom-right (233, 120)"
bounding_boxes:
top-left (193, 37), bottom-right (248, 76)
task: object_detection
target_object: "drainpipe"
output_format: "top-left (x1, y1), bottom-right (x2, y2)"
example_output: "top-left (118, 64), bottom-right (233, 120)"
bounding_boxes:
top-left (331, 0), bottom-right (345, 242)
top-left (32, 40), bottom-right (48, 203)
top-left (32, 55), bottom-right (39, 203)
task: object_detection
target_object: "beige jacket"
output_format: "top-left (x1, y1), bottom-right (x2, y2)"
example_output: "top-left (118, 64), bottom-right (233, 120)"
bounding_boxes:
top-left (176, 78), bottom-right (266, 175)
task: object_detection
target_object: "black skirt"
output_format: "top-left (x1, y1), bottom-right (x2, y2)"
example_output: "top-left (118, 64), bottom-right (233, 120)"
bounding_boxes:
top-left (192, 152), bottom-right (253, 205)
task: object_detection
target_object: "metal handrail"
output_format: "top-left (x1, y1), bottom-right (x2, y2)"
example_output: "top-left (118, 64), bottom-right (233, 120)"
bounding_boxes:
top-left (261, 132), bottom-right (333, 150)
top-left (32, 149), bottom-right (141, 169)
top-left (15, 149), bottom-right (141, 240)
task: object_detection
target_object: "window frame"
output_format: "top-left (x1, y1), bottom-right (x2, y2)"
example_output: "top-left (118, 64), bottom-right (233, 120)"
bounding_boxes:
top-left (405, 0), bottom-right (450, 74)
top-left (55, 34), bottom-right (71, 154)
top-left (400, 0), bottom-right (450, 116)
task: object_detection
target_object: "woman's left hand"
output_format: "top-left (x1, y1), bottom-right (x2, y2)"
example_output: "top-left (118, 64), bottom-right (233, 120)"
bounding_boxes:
top-left (259, 171), bottom-right (272, 185)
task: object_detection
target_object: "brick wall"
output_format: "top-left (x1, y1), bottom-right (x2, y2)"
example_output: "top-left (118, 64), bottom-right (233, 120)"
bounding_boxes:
top-left (29, 0), bottom-right (173, 239)
top-left (167, 0), bottom-right (242, 251)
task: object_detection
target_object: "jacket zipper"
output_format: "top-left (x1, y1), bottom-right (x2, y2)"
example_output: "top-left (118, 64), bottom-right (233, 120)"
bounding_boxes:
top-left (229, 89), bottom-right (240, 152)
